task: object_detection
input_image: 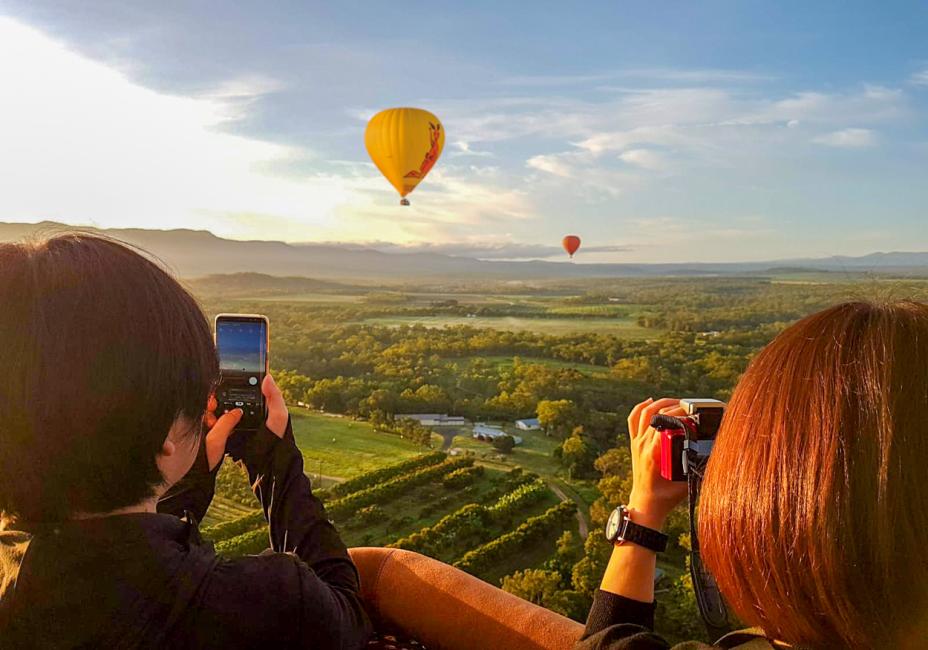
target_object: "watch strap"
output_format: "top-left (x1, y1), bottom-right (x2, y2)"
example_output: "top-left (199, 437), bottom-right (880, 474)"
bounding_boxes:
top-left (620, 518), bottom-right (669, 553)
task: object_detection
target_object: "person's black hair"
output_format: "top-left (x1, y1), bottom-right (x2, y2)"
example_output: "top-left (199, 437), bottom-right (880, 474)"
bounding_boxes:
top-left (0, 234), bottom-right (218, 520)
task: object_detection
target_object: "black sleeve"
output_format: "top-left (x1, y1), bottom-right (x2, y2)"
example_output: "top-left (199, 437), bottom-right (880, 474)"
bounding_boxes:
top-left (174, 419), bottom-right (370, 649)
top-left (227, 418), bottom-right (371, 646)
top-left (156, 438), bottom-right (219, 523)
top-left (575, 590), bottom-right (674, 649)
top-left (229, 418), bottom-right (355, 570)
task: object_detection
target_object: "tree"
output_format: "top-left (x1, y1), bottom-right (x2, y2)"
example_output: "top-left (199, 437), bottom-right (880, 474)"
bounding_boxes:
top-left (395, 418), bottom-right (435, 447)
top-left (593, 446), bottom-right (632, 478)
top-left (359, 388), bottom-right (399, 418)
top-left (501, 569), bottom-right (562, 607)
top-left (492, 434), bottom-right (516, 454)
top-left (571, 534), bottom-right (612, 597)
top-left (274, 369), bottom-right (312, 404)
top-left (545, 530), bottom-right (583, 583)
top-left (536, 399), bottom-right (579, 437)
top-left (502, 567), bottom-right (590, 622)
top-left (559, 427), bottom-right (597, 478)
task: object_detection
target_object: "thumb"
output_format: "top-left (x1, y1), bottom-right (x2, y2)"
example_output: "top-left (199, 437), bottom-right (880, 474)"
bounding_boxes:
top-left (205, 408), bottom-right (242, 470)
top-left (262, 374), bottom-right (289, 438)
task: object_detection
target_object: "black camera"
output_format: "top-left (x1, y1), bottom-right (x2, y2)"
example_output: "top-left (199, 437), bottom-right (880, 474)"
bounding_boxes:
top-left (652, 398), bottom-right (725, 482)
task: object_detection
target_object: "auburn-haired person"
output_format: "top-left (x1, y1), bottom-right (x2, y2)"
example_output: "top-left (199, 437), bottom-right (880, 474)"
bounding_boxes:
top-left (577, 301), bottom-right (928, 649)
top-left (0, 234), bottom-right (371, 648)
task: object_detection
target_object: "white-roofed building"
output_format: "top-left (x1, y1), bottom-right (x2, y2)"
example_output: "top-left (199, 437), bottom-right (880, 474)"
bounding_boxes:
top-left (472, 424), bottom-right (522, 445)
top-left (397, 414), bottom-right (468, 426)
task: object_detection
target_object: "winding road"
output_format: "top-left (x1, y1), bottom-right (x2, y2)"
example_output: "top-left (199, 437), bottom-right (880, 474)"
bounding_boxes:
top-left (547, 480), bottom-right (590, 539)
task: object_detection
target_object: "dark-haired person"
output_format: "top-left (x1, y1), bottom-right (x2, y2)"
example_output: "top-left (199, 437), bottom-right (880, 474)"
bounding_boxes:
top-left (0, 235), bottom-right (372, 648)
top-left (577, 301), bottom-right (928, 649)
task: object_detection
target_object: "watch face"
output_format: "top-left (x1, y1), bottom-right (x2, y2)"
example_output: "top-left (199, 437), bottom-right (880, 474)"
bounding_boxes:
top-left (605, 508), bottom-right (622, 541)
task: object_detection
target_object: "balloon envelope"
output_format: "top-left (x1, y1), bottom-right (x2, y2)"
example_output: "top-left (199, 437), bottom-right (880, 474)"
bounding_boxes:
top-left (562, 235), bottom-right (581, 257)
top-left (365, 107), bottom-right (445, 204)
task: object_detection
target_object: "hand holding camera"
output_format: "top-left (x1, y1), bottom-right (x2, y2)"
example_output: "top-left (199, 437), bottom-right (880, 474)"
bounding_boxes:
top-left (626, 397), bottom-right (689, 530)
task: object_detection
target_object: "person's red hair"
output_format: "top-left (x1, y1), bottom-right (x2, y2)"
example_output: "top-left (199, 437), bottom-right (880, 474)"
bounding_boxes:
top-left (699, 301), bottom-right (928, 648)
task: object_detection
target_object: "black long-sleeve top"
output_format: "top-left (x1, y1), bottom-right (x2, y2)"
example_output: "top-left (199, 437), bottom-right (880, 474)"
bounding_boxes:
top-left (576, 590), bottom-right (785, 649)
top-left (0, 419), bottom-right (372, 649)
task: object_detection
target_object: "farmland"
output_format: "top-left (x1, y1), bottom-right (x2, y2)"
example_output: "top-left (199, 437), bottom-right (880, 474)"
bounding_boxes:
top-left (204, 452), bottom-right (577, 592)
top-left (195, 274), bottom-right (928, 641)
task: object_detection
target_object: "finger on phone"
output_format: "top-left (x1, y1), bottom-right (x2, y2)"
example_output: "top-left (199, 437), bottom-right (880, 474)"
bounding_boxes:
top-left (208, 408), bottom-right (242, 441)
top-left (205, 409), bottom-right (241, 470)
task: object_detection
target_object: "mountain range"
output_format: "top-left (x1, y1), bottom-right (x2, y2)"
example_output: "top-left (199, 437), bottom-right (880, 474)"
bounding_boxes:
top-left (2, 221), bottom-right (927, 281)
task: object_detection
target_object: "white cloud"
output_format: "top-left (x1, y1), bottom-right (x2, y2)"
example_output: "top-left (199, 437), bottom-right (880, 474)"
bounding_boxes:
top-left (0, 17), bottom-right (352, 239)
top-left (526, 154), bottom-right (575, 178)
top-left (499, 67), bottom-right (773, 88)
top-left (909, 68), bottom-right (928, 86)
top-left (618, 148), bottom-right (665, 170)
top-left (812, 128), bottom-right (877, 148)
top-left (451, 140), bottom-right (494, 158)
top-left (0, 17), bottom-right (525, 244)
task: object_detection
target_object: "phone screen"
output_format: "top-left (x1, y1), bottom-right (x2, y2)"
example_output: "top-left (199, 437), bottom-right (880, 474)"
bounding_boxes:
top-left (215, 315), bottom-right (268, 433)
top-left (217, 319), bottom-right (267, 373)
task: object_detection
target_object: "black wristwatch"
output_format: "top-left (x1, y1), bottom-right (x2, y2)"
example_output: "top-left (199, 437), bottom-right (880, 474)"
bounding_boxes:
top-left (604, 505), bottom-right (668, 553)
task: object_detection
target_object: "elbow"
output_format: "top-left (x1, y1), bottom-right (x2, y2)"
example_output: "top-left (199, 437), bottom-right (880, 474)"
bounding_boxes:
top-left (316, 589), bottom-right (374, 650)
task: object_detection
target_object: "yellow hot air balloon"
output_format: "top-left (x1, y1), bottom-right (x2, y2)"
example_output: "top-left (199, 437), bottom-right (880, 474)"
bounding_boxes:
top-left (365, 107), bottom-right (445, 205)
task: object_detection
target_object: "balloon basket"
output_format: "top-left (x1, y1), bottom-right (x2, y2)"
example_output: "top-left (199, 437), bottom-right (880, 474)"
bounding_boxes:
top-left (400, 198), bottom-right (410, 206)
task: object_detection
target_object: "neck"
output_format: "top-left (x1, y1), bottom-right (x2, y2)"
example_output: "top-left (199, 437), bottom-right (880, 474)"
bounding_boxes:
top-left (72, 496), bottom-right (160, 520)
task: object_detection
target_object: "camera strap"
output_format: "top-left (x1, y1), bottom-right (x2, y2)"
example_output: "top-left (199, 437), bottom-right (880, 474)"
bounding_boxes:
top-left (686, 434), bottom-right (731, 640)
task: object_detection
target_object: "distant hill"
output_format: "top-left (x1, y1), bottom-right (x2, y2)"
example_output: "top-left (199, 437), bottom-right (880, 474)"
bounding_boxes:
top-left (3, 221), bottom-right (928, 280)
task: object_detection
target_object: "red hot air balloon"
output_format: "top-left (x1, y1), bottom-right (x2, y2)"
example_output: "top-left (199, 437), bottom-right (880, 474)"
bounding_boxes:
top-left (562, 235), bottom-right (581, 258)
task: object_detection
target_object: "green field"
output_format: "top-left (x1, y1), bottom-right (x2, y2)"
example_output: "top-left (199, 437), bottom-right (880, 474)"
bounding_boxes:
top-left (450, 427), bottom-right (563, 477)
top-left (291, 408), bottom-right (433, 480)
top-left (361, 315), bottom-right (656, 337)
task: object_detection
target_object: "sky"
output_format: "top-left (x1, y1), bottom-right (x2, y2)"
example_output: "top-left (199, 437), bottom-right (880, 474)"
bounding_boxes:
top-left (0, 1), bottom-right (926, 263)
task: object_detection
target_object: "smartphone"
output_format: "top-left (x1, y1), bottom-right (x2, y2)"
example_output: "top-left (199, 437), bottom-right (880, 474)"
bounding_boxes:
top-left (214, 313), bottom-right (269, 432)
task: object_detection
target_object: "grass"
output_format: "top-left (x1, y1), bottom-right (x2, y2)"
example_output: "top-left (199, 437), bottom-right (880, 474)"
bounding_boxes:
top-left (360, 315), bottom-right (657, 337)
top-left (291, 407), bottom-right (431, 480)
top-left (449, 427), bottom-right (563, 478)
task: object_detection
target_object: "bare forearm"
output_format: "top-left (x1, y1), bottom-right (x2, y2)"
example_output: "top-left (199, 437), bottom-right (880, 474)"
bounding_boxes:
top-left (599, 506), bottom-right (666, 604)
